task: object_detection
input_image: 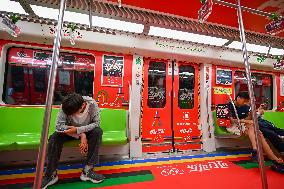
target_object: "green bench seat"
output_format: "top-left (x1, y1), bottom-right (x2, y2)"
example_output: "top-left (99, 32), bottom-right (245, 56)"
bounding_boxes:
top-left (263, 112), bottom-right (284, 130)
top-left (213, 111), bottom-right (284, 136)
top-left (0, 106), bottom-right (128, 151)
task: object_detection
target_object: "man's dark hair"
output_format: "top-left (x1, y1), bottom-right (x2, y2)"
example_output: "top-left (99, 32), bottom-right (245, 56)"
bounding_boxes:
top-left (62, 93), bottom-right (84, 115)
top-left (235, 91), bottom-right (250, 100)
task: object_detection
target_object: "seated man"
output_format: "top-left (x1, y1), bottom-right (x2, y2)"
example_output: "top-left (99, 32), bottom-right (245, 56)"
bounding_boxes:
top-left (42, 93), bottom-right (104, 189)
top-left (226, 91), bottom-right (283, 165)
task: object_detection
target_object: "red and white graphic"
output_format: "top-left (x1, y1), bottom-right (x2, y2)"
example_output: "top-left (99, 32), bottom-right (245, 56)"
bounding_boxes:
top-left (101, 55), bottom-right (124, 87)
top-left (157, 160), bottom-right (229, 177)
top-left (0, 16), bottom-right (21, 37)
top-left (150, 111), bottom-right (165, 143)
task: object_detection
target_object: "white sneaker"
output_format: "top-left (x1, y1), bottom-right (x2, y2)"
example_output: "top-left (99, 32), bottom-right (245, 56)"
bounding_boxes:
top-left (80, 169), bottom-right (104, 184)
top-left (41, 173), bottom-right (58, 189)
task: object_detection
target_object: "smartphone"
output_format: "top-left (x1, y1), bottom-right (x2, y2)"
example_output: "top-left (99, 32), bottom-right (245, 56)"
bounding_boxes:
top-left (56, 127), bottom-right (67, 133)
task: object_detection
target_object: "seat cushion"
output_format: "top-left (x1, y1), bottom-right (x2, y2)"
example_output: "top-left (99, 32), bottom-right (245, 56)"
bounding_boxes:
top-left (0, 130), bottom-right (128, 151)
top-left (100, 109), bottom-right (127, 132)
top-left (51, 131), bottom-right (127, 147)
top-left (64, 131), bottom-right (128, 147)
top-left (57, 131), bottom-right (128, 146)
top-left (0, 107), bottom-right (128, 151)
top-left (102, 131), bottom-right (128, 145)
top-left (0, 133), bottom-right (41, 151)
top-left (263, 112), bottom-right (284, 130)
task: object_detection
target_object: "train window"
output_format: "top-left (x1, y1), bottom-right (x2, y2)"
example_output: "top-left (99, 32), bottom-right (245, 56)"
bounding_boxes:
top-left (147, 61), bottom-right (166, 108)
top-left (234, 71), bottom-right (273, 109)
top-left (3, 65), bottom-right (28, 104)
top-left (74, 71), bottom-right (94, 97)
top-left (3, 47), bottom-right (95, 105)
top-left (33, 68), bottom-right (47, 92)
top-left (178, 65), bottom-right (195, 109)
top-left (11, 66), bottom-right (25, 92)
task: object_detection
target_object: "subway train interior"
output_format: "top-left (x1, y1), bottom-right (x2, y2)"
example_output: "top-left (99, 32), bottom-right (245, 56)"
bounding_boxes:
top-left (0, 0), bottom-right (284, 188)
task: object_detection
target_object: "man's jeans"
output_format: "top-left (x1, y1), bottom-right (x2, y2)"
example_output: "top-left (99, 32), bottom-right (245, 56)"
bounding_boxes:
top-left (258, 118), bottom-right (284, 153)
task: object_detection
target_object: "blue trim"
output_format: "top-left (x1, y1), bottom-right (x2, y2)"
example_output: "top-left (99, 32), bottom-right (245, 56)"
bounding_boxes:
top-left (97, 151), bottom-right (250, 166)
top-left (0, 151), bottom-right (250, 176)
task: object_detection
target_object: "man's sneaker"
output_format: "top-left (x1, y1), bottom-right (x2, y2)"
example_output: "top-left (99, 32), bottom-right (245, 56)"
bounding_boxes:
top-left (251, 150), bottom-right (258, 162)
top-left (41, 173), bottom-right (58, 189)
top-left (80, 169), bottom-right (104, 183)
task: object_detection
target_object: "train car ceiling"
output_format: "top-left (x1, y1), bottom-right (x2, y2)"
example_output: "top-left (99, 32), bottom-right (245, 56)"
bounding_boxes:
top-left (0, 1), bottom-right (283, 62)
top-left (29, 4), bottom-right (144, 33)
top-left (106, 0), bottom-right (284, 38)
top-left (0, 0), bottom-right (28, 15)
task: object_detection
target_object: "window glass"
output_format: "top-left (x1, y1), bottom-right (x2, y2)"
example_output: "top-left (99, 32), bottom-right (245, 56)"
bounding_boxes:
top-left (3, 47), bottom-right (95, 105)
top-left (74, 71), bottom-right (94, 97)
top-left (234, 71), bottom-right (273, 109)
top-left (147, 61), bottom-right (166, 108)
top-left (11, 66), bottom-right (25, 92)
top-left (33, 68), bottom-right (46, 92)
top-left (178, 65), bottom-right (195, 109)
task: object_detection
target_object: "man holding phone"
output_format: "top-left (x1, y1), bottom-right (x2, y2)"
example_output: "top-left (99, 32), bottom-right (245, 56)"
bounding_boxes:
top-left (226, 92), bottom-right (284, 175)
top-left (42, 93), bottom-right (104, 189)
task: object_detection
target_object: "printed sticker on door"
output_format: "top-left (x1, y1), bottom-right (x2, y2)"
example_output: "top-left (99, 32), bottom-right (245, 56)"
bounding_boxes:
top-left (101, 55), bottom-right (124, 87)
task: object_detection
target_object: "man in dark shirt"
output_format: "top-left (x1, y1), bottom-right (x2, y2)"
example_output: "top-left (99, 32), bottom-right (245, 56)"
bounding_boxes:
top-left (226, 91), bottom-right (283, 165)
top-left (226, 93), bottom-right (252, 136)
top-left (227, 92), bottom-right (284, 155)
top-left (227, 101), bottom-right (250, 119)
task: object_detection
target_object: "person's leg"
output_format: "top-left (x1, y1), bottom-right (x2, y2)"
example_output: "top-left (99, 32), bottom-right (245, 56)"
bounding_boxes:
top-left (85, 127), bottom-right (103, 167)
top-left (246, 126), bottom-right (283, 164)
top-left (269, 126), bottom-right (284, 136)
top-left (244, 125), bottom-right (257, 150)
top-left (259, 127), bottom-right (284, 153)
top-left (80, 127), bottom-right (104, 183)
top-left (259, 119), bottom-right (284, 136)
top-left (45, 132), bottom-right (73, 176)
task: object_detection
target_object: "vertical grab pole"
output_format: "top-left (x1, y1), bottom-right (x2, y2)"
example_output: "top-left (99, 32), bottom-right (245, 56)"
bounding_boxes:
top-left (226, 93), bottom-right (242, 130)
top-left (236, 0), bottom-right (268, 189)
top-left (128, 82), bottom-right (132, 140)
top-left (33, 0), bottom-right (67, 188)
top-left (89, 0), bottom-right (93, 28)
top-left (171, 61), bottom-right (175, 152)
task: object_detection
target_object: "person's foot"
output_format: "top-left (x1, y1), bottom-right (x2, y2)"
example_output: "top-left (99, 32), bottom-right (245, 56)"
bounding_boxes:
top-left (273, 158), bottom-right (284, 165)
top-left (251, 150), bottom-right (258, 162)
top-left (271, 160), bottom-right (284, 174)
top-left (80, 169), bottom-right (104, 183)
top-left (41, 173), bottom-right (58, 189)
